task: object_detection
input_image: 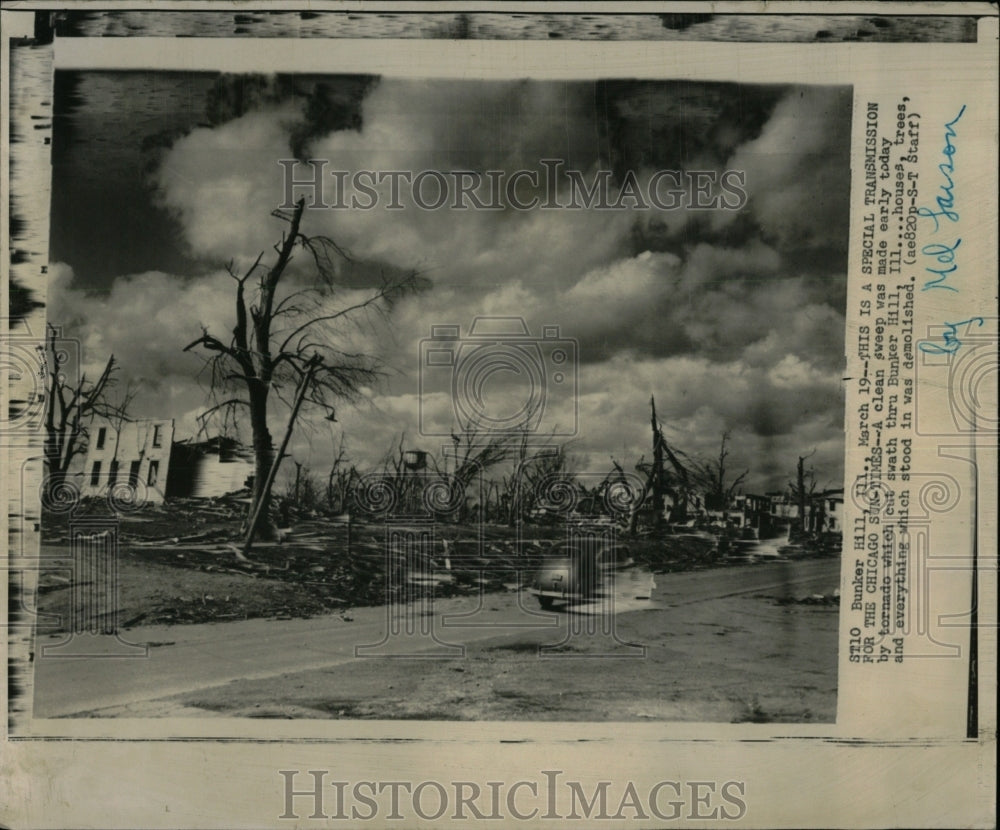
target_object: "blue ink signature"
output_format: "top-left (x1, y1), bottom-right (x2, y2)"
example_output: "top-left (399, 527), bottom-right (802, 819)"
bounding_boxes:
top-left (917, 104), bottom-right (965, 233)
top-left (917, 105), bottom-right (980, 354)
top-left (921, 238), bottom-right (961, 292)
top-left (918, 317), bottom-right (984, 355)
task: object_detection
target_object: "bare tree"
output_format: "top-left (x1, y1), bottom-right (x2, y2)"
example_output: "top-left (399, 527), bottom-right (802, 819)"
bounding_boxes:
top-left (280, 460), bottom-right (325, 514)
top-left (437, 426), bottom-right (516, 522)
top-left (660, 436), bottom-right (695, 521)
top-left (293, 460), bottom-right (304, 503)
top-left (184, 198), bottom-right (422, 545)
top-left (691, 430), bottom-right (748, 516)
top-left (521, 441), bottom-right (568, 503)
top-left (788, 450), bottom-right (819, 537)
top-left (42, 324), bottom-right (137, 501)
top-left (627, 396), bottom-right (698, 531)
top-left (483, 479), bottom-right (501, 522)
top-left (499, 431), bottom-right (566, 526)
top-left (374, 424), bottom-right (518, 522)
top-left (325, 433), bottom-right (356, 515)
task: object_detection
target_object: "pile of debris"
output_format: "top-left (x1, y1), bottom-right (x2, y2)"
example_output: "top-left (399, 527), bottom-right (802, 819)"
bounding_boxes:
top-left (41, 494), bottom-right (839, 626)
top-left (133, 523), bottom-right (547, 585)
top-left (632, 533), bottom-right (720, 573)
top-left (40, 494), bottom-right (248, 544)
top-left (40, 493), bottom-right (581, 625)
top-left (111, 513), bottom-right (559, 621)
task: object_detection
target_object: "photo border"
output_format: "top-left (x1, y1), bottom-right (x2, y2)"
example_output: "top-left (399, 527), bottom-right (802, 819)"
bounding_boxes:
top-left (2, 3), bottom-right (996, 828)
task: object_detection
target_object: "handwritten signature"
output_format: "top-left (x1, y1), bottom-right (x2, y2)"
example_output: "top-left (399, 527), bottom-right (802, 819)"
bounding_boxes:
top-left (921, 238), bottom-right (961, 293)
top-left (915, 105), bottom-right (982, 358)
top-left (918, 317), bottom-right (984, 355)
top-left (917, 104), bottom-right (965, 233)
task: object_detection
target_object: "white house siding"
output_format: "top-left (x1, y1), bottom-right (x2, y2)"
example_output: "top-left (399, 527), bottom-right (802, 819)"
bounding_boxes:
top-left (188, 455), bottom-right (253, 499)
top-left (826, 498), bottom-right (844, 532)
top-left (79, 419), bottom-right (175, 504)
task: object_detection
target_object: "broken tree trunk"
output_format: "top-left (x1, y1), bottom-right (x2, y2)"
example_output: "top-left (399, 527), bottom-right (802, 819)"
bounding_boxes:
top-left (243, 359), bottom-right (318, 555)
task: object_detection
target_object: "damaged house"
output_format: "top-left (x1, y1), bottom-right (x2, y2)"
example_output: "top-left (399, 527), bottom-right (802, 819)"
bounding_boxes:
top-left (765, 489), bottom-right (844, 535)
top-left (165, 436), bottom-right (253, 499)
top-left (79, 419), bottom-right (174, 504)
top-left (805, 489), bottom-right (844, 534)
top-left (78, 419), bottom-right (253, 504)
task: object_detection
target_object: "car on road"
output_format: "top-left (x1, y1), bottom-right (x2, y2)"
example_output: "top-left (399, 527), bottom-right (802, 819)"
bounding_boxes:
top-left (528, 541), bottom-right (634, 609)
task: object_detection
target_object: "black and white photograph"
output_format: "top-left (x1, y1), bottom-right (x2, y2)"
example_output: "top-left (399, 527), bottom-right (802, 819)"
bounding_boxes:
top-left (27, 67), bottom-right (851, 722)
top-left (1, 5), bottom-right (996, 829)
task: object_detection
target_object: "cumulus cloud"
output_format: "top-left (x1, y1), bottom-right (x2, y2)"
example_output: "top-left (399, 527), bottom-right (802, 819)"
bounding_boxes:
top-left (55, 75), bottom-right (852, 492)
top-left (720, 85), bottom-right (852, 256)
top-left (48, 262), bottom-right (231, 382)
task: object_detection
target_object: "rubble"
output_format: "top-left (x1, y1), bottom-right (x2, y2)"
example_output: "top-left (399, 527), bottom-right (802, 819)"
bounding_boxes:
top-left (632, 533), bottom-right (722, 573)
top-left (775, 590), bottom-right (841, 607)
top-left (38, 496), bottom-right (839, 627)
top-left (40, 498), bottom-right (562, 625)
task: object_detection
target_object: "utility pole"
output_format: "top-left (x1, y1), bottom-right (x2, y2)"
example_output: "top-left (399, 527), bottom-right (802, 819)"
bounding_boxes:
top-left (293, 461), bottom-right (303, 503)
top-left (650, 396), bottom-right (665, 527)
top-left (797, 455), bottom-right (807, 537)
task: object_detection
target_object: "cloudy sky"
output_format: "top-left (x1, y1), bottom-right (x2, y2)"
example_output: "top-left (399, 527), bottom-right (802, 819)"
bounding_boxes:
top-left (49, 71), bottom-right (851, 493)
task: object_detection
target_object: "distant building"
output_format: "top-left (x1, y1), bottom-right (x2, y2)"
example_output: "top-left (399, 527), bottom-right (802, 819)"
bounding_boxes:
top-left (78, 419), bottom-right (252, 504)
top-left (80, 419), bottom-right (175, 504)
top-left (767, 491), bottom-right (798, 520)
top-left (827, 493), bottom-right (844, 532)
top-left (812, 489), bottom-right (844, 534)
top-left (733, 493), bottom-right (775, 533)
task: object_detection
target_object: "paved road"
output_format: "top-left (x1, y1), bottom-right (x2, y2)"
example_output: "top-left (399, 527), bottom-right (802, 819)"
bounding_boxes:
top-left (32, 557), bottom-right (839, 718)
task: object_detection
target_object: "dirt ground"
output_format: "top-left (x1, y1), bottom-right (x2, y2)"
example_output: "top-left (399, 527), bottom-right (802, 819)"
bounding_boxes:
top-left (78, 587), bottom-right (838, 722)
top-left (51, 560), bottom-right (840, 723)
